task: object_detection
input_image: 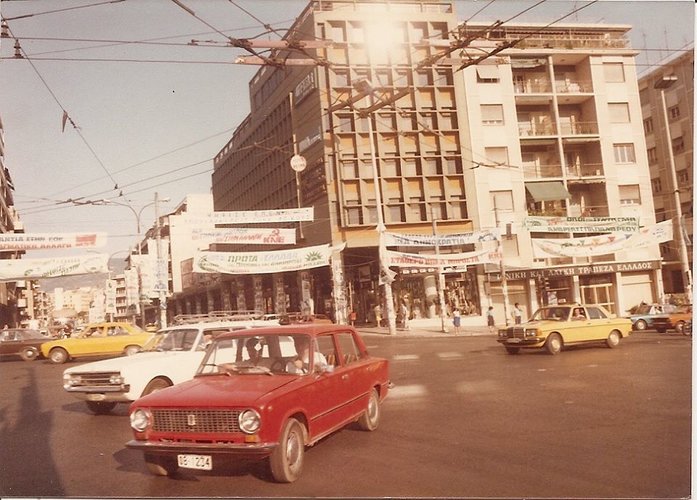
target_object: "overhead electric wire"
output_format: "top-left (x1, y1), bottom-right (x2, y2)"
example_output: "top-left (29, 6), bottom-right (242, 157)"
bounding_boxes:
top-left (1, 0), bottom-right (125, 22)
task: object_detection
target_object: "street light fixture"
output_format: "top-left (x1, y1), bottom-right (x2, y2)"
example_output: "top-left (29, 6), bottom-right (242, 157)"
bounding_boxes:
top-left (653, 75), bottom-right (692, 299)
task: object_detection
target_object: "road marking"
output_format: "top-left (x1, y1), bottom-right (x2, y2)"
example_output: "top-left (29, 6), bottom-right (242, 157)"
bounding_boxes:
top-left (437, 351), bottom-right (463, 359)
top-left (388, 384), bottom-right (427, 398)
top-left (392, 354), bottom-right (420, 361)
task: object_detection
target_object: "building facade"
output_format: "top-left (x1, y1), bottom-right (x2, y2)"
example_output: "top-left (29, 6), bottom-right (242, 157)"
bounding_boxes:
top-left (638, 47), bottom-right (694, 302)
top-left (183, 0), bottom-right (664, 326)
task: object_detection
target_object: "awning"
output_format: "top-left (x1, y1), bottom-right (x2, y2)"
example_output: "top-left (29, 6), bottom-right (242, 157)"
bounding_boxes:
top-left (476, 64), bottom-right (500, 80)
top-left (525, 181), bottom-right (571, 202)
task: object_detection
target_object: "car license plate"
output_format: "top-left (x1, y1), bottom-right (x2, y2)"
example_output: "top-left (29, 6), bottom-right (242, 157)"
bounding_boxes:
top-left (177, 454), bottom-right (212, 470)
top-left (507, 338), bottom-right (521, 344)
top-left (87, 393), bottom-right (106, 401)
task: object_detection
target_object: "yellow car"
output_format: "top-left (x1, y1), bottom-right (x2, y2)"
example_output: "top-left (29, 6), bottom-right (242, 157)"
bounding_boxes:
top-left (41, 322), bottom-right (153, 364)
top-left (497, 304), bottom-right (632, 355)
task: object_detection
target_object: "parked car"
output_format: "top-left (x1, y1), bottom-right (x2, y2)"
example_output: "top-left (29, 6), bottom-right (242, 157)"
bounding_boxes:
top-left (497, 303), bottom-right (632, 355)
top-left (278, 312), bottom-right (333, 324)
top-left (126, 324), bottom-right (390, 483)
top-left (651, 305), bottom-right (693, 334)
top-left (63, 316), bottom-right (280, 415)
top-left (0, 328), bottom-right (50, 361)
top-left (40, 321), bottom-right (152, 364)
top-left (626, 303), bottom-right (676, 331)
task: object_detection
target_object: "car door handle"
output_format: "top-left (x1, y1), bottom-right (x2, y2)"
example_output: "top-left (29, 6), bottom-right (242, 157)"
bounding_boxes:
top-left (341, 374), bottom-right (349, 380)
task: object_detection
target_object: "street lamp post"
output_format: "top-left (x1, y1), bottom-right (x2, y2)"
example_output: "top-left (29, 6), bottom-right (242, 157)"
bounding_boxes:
top-left (353, 78), bottom-right (397, 336)
top-left (654, 75), bottom-right (692, 299)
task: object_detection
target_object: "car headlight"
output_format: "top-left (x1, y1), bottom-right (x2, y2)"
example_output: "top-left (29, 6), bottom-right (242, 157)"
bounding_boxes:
top-left (130, 409), bottom-right (151, 432)
top-left (63, 373), bottom-right (80, 389)
top-left (238, 409), bottom-right (261, 434)
top-left (109, 374), bottom-right (125, 385)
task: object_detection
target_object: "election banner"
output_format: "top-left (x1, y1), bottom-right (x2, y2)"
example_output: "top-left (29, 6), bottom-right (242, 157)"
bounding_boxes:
top-left (382, 228), bottom-right (500, 247)
top-left (0, 232), bottom-right (107, 250)
top-left (105, 279), bottom-right (117, 315)
top-left (124, 268), bottom-right (140, 308)
top-left (0, 253), bottom-right (109, 280)
top-left (131, 254), bottom-right (157, 299)
top-left (180, 207), bottom-right (314, 226)
top-left (384, 247), bottom-right (502, 269)
top-left (191, 227), bottom-right (296, 245)
top-left (531, 220), bottom-right (672, 258)
top-left (193, 243), bottom-right (344, 275)
top-left (523, 216), bottom-right (639, 233)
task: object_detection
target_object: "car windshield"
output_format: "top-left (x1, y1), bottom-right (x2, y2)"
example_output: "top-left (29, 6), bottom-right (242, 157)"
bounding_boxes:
top-left (196, 333), bottom-right (307, 376)
top-left (141, 328), bottom-right (199, 352)
top-left (530, 307), bottom-right (571, 321)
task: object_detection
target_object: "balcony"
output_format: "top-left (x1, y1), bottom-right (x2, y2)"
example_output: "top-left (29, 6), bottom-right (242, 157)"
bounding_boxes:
top-left (566, 163), bottom-right (604, 178)
top-left (558, 121), bottom-right (598, 136)
top-left (523, 163), bottom-right (563, 179)
top-left (555, 80), bottom-right (593, 93)
top-left (513, 78), bottom-right (552, 94)
top-left (518, 121), bottom-right (557, 137)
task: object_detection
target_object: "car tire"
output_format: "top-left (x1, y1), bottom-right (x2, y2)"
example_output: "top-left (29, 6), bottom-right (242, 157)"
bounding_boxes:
top-left (86, 401), bottom-right (117, 414)
top-left (49, 347), bottom-right (69, 364)
top-left (635, 319), bottom-right (648, 331)
top-left (357, 388), bottom-right (380, 431)
top-left (144, 453), bottom-right (178, 477)
top-left (675, 321), bottom-right (685, 334)
top-left (20, 346), bottom-right (39, 361)
top-left (124, 345), bottom-right (140, 356)
top-left (269, 418), bottom-right (305, 483)
top-left (505, 346), bottom-right (520, 355)
top-left (545, 333), bottom-right (562, 355)
top-left (142, 377), bottom-right (171, 397)
top-left (606, 330), bottom-right (621, 348)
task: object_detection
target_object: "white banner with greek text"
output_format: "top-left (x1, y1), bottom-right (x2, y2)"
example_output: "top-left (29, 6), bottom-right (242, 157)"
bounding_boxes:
top-left (191, 227), bottom-right (296, 245)
top-left (179, 207), bottom-right (314, 226)
top-left (0, 232), bottom-right (107, 250)
top-left (523, 216), bottom-right (639, 233)
top-left (384, 248), bottom-right (502, 269)
top-left (0, 254), bottom-right (109, 280)
top-left (383, 228), bottom-right (500, 247)
top-left (531, 220), bottom-right (672, 258)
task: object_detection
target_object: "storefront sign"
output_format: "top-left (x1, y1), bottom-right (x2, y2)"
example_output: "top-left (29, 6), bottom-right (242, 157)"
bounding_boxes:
top-left (0, 254), bottom-right (109, 280)
top-left (193, 243), bottom-right (345, 275)
top-left (179, 207), bottom-right (314, 225)
top-left (0, 232), bottom-right (107, 250)
top-left (384, 248), bottom-right (502, 268)
top-left (383, 229), bottom-right (500, 247)
top-left (191, 228), bottom-right (296, 245)
top-left (523, 216), bottom-right (640, 233)
top-left (532, 220), bottom-right (672, 258)
top-left (488, 260), bottom-right (662, 281)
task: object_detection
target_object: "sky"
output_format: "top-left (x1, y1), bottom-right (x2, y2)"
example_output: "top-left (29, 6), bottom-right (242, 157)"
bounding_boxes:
top-left (0, 0), bottom-right (694, 270)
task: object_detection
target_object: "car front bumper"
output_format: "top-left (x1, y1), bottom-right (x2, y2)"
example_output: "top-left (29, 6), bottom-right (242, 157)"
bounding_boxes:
top-left (125, 439), bottom-right (277, 458)
top-left (496, 337), bottom-right (544, 347)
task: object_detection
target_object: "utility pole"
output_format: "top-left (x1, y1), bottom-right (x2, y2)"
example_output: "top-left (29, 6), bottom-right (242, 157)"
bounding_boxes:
top-left (155, 192), bottom-right (167, 329)
top-left (431, 210), bottom-right (448, 333)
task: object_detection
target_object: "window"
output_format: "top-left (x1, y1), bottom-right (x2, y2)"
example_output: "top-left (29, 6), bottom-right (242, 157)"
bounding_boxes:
top-left (647, 147), bottom-right (658, 164)
top-left (476, 65), bottom-right (500, 83)
top-left (672, 136), bottom-right (685, 154)
top-left (345, 206), bottom-right (362, 225)
top-left (336, 332), bottom-right (361, 364)
top-left (484, 147), bottom-right (509, 166)
top-left (337, 114), bottom-right (354, 133)
top-left (651, 178), bottom-right (662, 193)
top-left (677, 169), bottom-right (689, 183)
top-left (643, 118), bottom-right (654, 134)
top-left (603, 62), bottom-right (625, 82)
top-left (613, 143), bottom-right (636, 163)
top-left (491, 190), bottom-right (514, 224)
top-left (619, 185), bottom-right (641, 205)
top-left (609, 102), bottom-right (630, 123)
top-left (481, 104), bottom-right (504, 125)
top-left (669, 105), bottom-right (681, 120)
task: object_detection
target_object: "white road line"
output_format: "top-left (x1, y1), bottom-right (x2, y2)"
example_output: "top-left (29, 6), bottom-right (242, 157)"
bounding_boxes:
top-left (388, 384), bottom-right (427, 398)
top-left (392, 354), bottom-right (420, 361)
top-left (437, 351), bottom-right (463, 359)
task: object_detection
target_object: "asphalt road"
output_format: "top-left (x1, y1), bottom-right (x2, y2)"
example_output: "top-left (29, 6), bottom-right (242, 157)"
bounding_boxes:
top-left (0, 330), bottom-right (691, 499)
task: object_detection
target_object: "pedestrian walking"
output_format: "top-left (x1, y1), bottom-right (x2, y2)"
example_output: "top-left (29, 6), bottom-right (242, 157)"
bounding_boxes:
top-left (486, 306), bottom-right (496, 334)
top-left (400, 302), bottom-right (410, 330)
top-left (452, 308), bottom-right (461, 334)
top-left (373, 304), bottom-right (382, 327)
top-left (512, 302), bottom-right (523, 325)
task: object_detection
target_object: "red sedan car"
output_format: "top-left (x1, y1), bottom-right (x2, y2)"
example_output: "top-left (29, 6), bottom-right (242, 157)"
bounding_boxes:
top-left (126, 324), bottom-right (390, 482)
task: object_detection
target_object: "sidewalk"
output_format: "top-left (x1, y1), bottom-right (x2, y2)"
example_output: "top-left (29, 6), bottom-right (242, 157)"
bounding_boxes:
top-left (356, 316), bottom-right (493, 338)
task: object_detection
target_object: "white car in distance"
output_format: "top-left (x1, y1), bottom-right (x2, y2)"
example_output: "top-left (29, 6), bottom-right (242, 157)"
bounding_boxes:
top-left (63, 315), bottom-right (279, 414)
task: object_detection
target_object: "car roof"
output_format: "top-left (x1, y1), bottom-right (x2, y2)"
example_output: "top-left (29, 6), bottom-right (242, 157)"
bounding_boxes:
top-left (215, 324), bottom-right (356, 341)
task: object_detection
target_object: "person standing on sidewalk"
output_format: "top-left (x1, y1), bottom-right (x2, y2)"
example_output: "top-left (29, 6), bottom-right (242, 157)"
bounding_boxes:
top-left (512, 303), bottom-right (523, 325)
top-left (374, 303), bottom-right (382, 327)
top-left (452, 308), bottom-right (461, 334)
top-left (486, 306), bottom-right (496, 334)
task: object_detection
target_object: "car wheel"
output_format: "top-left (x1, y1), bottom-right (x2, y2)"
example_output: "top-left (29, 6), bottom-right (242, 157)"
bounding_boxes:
top-left (675, 321), bottom-right (685, 334)
top-left (606, 330), bottom-right (621, 348)
top-left (505, 346), bottom-right (520, 355)
top-left (635, 319), bottom-right (647, 331)
top-left (49, 347), bottom-right (69, 364)
top-left (124, 345), bottom-right (141, 356)
top-left (86, 401), bottom-right (117, 415)
top-left (20, 346), bottom-right (39, 361)
top-left (144, 453), bottom-right (178, 477)
top-left (142, 377), bottom-right (171, 396)
top-left (357, 388), bottom-right (380, 431)
top-left (545, 333), bottom-right (562, 355)
top-left (269, 418), bottom-right (305, 483)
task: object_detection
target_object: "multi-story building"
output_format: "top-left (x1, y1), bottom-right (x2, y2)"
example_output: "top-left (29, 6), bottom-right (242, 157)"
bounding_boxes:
top-left (0, 114), bottom-right (23, 327)
top-left (638, 47), bottom-right (693, 301)
top-left (178, 0), bottom-right (662, 326)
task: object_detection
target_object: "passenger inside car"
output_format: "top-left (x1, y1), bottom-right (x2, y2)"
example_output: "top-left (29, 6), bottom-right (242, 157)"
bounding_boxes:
top-left (286, 335), bottom-right (327, 374)
top-left (572, 308), bottom-right (586, 320)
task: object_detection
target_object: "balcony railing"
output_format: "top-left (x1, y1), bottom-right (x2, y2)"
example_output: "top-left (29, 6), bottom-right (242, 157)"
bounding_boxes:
top-left (566, 163), bottom-right (604, 177)
top-left (518, 122), bottom-right (557, 137)
top-left (555, 80), bottom-right (593, 93)
top-left (523, 164), bottom-right (563, 179)
top-left (558, 121), bottom-right (598, 135)
top-left (513, 79), bottom-right (552, 94)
